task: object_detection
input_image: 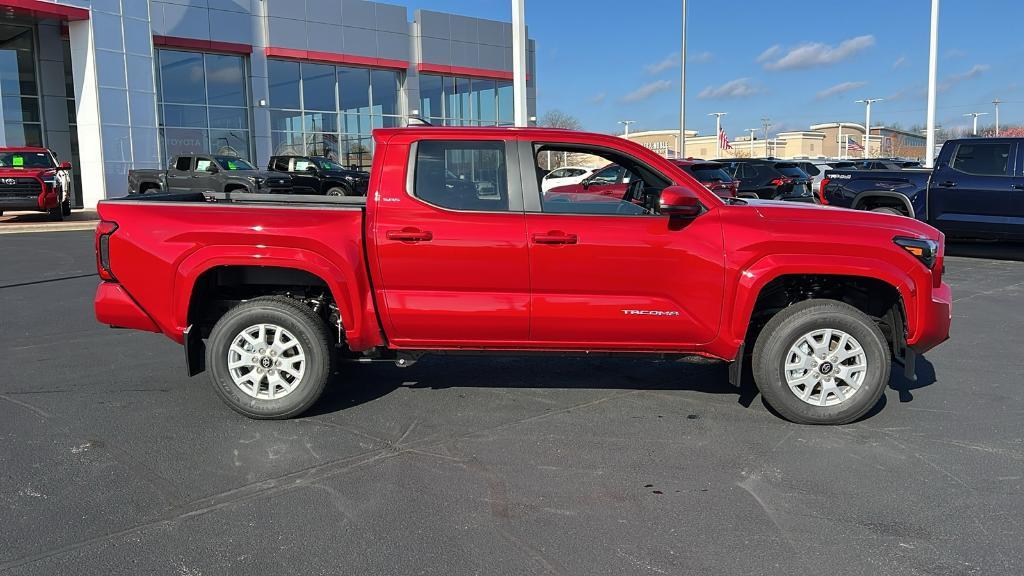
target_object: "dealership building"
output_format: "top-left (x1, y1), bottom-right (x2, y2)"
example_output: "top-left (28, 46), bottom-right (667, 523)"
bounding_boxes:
top-left (0, 0), bottom-right (536, 207)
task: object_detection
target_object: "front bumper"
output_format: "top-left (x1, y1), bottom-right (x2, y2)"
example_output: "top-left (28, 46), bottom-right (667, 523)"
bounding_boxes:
top-left (0, 180), bottom-right (56, 212)
top-left (908, 281), bottom-right (952, 354)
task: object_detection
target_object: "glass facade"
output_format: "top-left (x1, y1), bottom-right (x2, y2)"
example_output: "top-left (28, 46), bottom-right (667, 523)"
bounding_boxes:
top-left (0, 24), bottom-right (42, 146)
top-left (155, 49), bottom-right (250, 164)
top-left (268, 59), bottom-right (402, 170)
top-left (418, 74), bottom-right (513, 126)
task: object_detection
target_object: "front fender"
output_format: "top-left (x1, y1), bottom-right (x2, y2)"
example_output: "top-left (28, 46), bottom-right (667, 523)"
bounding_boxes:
top-left (171, 245), bottom-right (380, 350)
top-left (723, 254), bottom-right (916, 354)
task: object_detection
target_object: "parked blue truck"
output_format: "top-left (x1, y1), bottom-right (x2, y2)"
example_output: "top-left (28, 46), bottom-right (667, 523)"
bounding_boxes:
top-left (821, 138), bottom-right (1024, 240)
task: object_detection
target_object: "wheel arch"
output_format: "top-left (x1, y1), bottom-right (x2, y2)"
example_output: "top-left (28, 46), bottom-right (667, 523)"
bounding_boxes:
top-left (852, 190), bottom-right (915, 218)
top-left (173, 246), bottom-right (380, 352)
top-left (726, 256), bottom-right (914, 359)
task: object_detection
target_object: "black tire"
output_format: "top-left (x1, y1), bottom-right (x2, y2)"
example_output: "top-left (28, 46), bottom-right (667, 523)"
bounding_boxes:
top-left (752, 299), bottom-right (891, 425)
top-left (47, 202), bottom-right (64, 222)
top-left (206, 295), bottom-right (333, 419)
top-left (325, 185), bottom-right (353, 197)
top-left (870, 207), bottom-right (903, 216)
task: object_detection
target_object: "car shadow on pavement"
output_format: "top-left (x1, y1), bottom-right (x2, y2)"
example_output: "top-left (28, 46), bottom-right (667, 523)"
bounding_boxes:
top-left (306, 356), bottom-right (736, 417)
top-left (946, 240), bottom-right (1024, 262)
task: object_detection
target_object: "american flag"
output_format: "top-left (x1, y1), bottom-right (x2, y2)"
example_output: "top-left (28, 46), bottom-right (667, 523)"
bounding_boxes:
top-left (718, 128), bottom-right (733, 150)
top-left (847, 136), bottom-right (865, 152)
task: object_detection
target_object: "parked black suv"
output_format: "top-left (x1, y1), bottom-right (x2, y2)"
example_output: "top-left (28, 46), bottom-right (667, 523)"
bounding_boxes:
top-left (712, 159), bottom-right (813, 201)
top-left (268, 155), bottom-right (369, 196)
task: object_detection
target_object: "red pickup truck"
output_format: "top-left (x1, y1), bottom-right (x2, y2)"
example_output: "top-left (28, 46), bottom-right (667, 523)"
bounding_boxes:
top-left (94, 127), bottom-right (951, 425)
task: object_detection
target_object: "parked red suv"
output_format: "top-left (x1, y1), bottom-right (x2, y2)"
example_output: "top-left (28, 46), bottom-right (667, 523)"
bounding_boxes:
top-left (0, 147), bottom-right (73, 220)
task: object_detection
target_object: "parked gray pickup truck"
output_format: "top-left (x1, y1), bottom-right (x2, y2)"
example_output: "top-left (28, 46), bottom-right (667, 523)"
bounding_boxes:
top-left (128, 154), bottom-right (292, 195)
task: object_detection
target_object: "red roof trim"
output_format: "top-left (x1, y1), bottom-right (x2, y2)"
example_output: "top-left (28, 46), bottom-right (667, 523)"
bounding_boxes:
top-left (417, 63), bottom-right (527, 81)
top-left (265, 47), bottom-right (408, 70)
top-left (153, 35), bottom-right (253, 55)
top-left (0, 0), bottom-right (89, 21)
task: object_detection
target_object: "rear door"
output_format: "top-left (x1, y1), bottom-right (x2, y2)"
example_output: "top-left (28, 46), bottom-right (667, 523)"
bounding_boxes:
top-left (372, 138), bottom-right (530, 345)
top-left (167, 156), bottom-right (194, 192)
top-left (929, 140), bottom-right (1017, 237)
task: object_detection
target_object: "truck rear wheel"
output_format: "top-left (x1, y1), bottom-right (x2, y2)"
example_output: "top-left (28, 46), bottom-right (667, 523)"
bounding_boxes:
top-left (326, 185), bottom-right (353, 197)
top-left (752, 299), bottom-right (890, 425)
top-left (206, 296), bottom-right (333, 419)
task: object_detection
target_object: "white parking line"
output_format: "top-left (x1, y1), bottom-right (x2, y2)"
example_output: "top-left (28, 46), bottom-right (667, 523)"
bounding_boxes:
top-left (0, 221), bottom-right (98, 235)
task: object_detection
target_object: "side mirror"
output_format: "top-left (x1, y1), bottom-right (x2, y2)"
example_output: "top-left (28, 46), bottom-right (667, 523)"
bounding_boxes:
top-left (59, 161), bottom-right (72, 170)
top-left (581, 179), bottom-right (591, 190)
top-left (205, 164), bottom-right (218, 173)
top-left (659, 186), bottom-right (703, 218)
top-left (305, 165), bottom-right (318, 173)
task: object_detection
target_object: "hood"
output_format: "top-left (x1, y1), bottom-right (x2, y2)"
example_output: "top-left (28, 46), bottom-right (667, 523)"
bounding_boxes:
top-left (737, 198), bottom-right (940, 239)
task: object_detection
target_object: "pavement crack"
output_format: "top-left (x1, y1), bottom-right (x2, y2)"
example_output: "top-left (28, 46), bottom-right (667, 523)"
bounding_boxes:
top-left (0, 272), bottom-right (97, 290)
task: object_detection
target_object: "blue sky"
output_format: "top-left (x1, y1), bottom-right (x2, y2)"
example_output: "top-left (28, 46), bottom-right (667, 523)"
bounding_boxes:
top-left (413, 0), bottom-right (1023, 137)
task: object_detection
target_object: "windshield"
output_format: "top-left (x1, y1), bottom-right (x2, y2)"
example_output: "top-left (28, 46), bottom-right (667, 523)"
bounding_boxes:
top-left (215, 156), bottom-right (256, 170)
top-left (686, 164), bottom-right (733, 182)
top-left (312, 157), bottom-right (349, 171)
top-left (0, 151), bottom-right (54, 169)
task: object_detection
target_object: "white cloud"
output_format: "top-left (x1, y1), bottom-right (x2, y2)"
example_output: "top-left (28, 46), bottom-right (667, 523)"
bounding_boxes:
top-left (689, 51), bottom-right (714, 64)
top-left (621, 80), bottom-right (673, 102)
top-left (815, 80), bottom-right (868, 100)
top-left (588, 92), bottom-right (606, 104)
top-left (939, 64), bottom-right (990, 92)
top-left (760, 35), bottom-right (875, 70)
top-left (757, 45), bottom-right (781, 63)
top-left (698, 78), bottom-right (763, 99)
top-left (644, 53), bottom-right (678, 75)
top-left (944, 48), bottom-right (966, 60)
top-left (892, 55), bottom-right (907, 69)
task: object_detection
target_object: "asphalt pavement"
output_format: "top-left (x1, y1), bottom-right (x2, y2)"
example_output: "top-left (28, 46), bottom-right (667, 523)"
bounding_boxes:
top-left (1, 230), bottom-right (1022, 575)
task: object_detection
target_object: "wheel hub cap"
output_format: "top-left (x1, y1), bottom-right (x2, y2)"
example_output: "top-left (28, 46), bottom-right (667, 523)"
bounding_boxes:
top-left (227, 323), bottom-right (306, 400)
top-left (784, 328), bottom-right (867, 407)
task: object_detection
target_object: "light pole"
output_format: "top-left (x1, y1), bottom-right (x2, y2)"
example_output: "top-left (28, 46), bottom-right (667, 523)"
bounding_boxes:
top-left (964, 112), bottom-right (988, 136)
top-left (925, 0), bottom-right (939, 167)
top-left (855, 98), bottom-right (883, 158)
top-left (993, 98), bottom-right (1002, 136)
top-left (760, 118), bottom-right (771, 157)
top-left (678, 0), bottom-right (687, 158)
top-left (618, 120), bottom-right (636, 139)
top-left (745, 128), bottom-right (758, 156)
top-left (709, 112), bottom-right (726, 157)
top-left (511, 0), bottom-right (528, 127)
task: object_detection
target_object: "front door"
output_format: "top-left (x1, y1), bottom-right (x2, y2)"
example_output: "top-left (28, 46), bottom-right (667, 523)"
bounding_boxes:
top-left (192, 156), bottom-right (219, 192)
top-left (930, 140), bottom-right (1017, 237)
top-left (289, 157), bottom-right (321, 194)
top-left (523, 143), bottom-right (726, 348)
top-left (372, 138), bottom-right (530, 346)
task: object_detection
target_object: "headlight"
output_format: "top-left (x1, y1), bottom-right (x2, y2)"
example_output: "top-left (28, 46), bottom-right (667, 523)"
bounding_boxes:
top-left (344, 175), bottom-right (356, 182)
top-left (894, 236), bottom-right (939, 269)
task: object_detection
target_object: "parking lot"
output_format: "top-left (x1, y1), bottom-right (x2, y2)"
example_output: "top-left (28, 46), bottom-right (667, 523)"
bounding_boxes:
top-left (1, 229), bottom-right (1022, 575)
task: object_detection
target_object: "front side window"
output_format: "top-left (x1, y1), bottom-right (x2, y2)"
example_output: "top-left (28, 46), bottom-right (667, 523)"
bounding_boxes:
top-left (951, 143), bottom-right (1013, 176)
top-left (537, 146), bottom-right (668, 216)
top-left (195, 158), bottom-right (215, 172)
top-left (294, 158), bottom-right (315, 171)
top-left (414, 140), bottom-right (509, 212)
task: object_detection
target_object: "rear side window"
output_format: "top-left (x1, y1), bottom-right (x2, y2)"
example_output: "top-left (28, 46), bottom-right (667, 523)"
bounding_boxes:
top-left (951, 143), bottom-right (1013, 176)
top-left (802, 163), bottom-right (821, 176)
top-left (547, 169), bottom-right (567, 178)
top-left (174, 156), bottom-right (192, 171)
top-left (414, 140), bottom-right (509, 211)
top-left (776, 164), bottom-right (807, 178)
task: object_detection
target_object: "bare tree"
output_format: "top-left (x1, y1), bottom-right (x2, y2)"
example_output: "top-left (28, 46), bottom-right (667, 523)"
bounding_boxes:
top-left (537, 109), bottom-right (587, 170)
top-left (538, 109), bottom-right (583, 131)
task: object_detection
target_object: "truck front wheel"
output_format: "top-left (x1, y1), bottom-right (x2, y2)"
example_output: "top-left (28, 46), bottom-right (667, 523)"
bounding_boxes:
top-left (206, 296), bottom-right (333, 419)
top-left (752, 299), bottom-right (890, 425)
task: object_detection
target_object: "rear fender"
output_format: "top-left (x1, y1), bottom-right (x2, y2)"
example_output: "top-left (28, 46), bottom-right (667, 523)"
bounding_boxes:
top-left (172, 246), bottom-right (381, 350)
top-left (726, 255), bottom-right (915, 352)
top-left (852, 190), bottom-right (917, 218)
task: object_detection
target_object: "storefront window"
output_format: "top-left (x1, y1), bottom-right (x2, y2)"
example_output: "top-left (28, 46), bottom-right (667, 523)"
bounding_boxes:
top-left (268, 60), bottom-right (403, 169)
top-left (0, 24), bottom-right (42, 146)
top-left (420, 74), bottom-right (511, 126)
top-left (156, 49), bottom-right (251, 163)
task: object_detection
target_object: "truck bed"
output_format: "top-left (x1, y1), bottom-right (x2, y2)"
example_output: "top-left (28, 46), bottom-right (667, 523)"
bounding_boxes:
top-left (109, 190), bottom-right (367, 207)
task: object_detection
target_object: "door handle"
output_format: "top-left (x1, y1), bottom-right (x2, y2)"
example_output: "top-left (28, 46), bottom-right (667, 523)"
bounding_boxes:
top-left (939, 181), bottom-right (957, 187)
top-left (532, 231), bottom-right (578, 245)
top-left (386, 228), bottom-right (433, 242)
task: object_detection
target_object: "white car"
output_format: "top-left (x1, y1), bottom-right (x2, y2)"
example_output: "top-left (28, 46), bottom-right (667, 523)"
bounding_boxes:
top-left (541, 166), bottom-right (597, 192)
